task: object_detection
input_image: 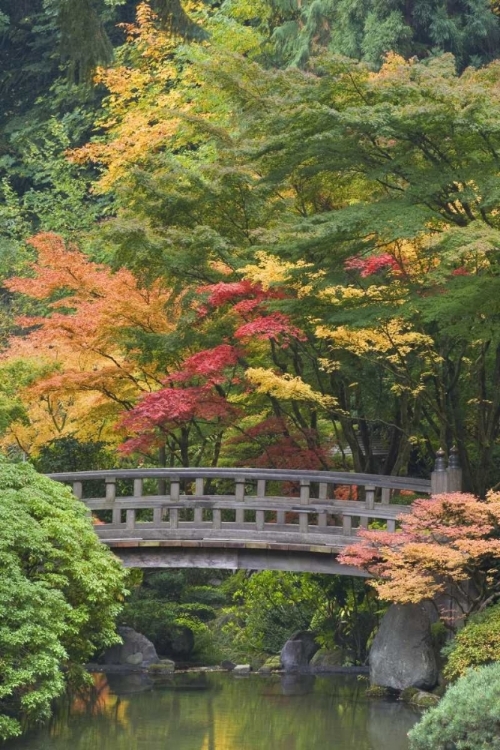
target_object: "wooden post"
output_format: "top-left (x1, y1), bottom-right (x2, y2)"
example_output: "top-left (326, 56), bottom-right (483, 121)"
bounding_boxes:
top-left (343, 513), bottom-right (352, 536)
top-left (256, 480), bottom-right (266, 531)
top-left (72, 481), bottom-right (83, 500)
top-left (213, 509), bottom-right (222, 530)
top-left (105, 477), bottom-right (116, 501)
top-left (299, 480), bottom-right (310, 533)
top-left (170, 477), bottom-right (179, 529)
top-left (318, 482), bottom-right (327, 527)
top-left (381, 487), bottom-right (391, 505)
top-left (447, 446), bottom-right (463, 492)
top-left (133, 478), bottom-right (143, 498)
top-left (126, 509), bottom-right (136, 530)
top-left (360, 484), bottom-right (375, 528)
top-left (106, 478), bottom-right (121, 525)
top-left (365, 484), bottom-right (375, 509)
top-left (386, 519), bottom-right (396, 533)
top-left (431, 448), bottom-right (448, 495)
top-left (235, 477), bottom-right (245, 524)
top-left (194, 478), bottom-right (203, 524)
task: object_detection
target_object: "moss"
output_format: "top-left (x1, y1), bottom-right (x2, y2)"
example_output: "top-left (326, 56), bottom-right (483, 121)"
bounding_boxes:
top-left (401, 687), bottom-right (440, 708)
top-left (400, 687), bottom-right (419, 702)
top-left (365, 685), bottom-right (390, 698)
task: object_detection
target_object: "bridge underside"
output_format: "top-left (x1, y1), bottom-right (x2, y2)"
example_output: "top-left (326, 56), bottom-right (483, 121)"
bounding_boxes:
top-left (103, 539), bottom-right (367, 576)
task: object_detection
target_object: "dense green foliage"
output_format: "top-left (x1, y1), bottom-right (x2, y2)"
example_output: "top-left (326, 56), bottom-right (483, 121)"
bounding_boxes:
top-left (216, 571), bottom-right (378, 664)
top-left (268, 0), bottom-right (500, 68)
top-left (120, 569), bottom-right (228, 663)
top-left (408, 662), bottom-right (500, 750)
top-left (0, 458), bottom-right (126, 740)
top-left (443, 603), bottom-right (500, 679)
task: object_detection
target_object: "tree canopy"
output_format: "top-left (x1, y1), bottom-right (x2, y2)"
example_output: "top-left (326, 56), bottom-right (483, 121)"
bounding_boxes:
top-left (3, 3), bottom-right (500, 489)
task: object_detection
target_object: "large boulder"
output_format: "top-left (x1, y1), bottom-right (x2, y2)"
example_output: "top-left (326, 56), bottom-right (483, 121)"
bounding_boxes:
top-left (101, 626), bottom-right (159, 667)
top-left (280, 631), bottom-right (319, 672)
top-left (369, 603), bottom-right (438, 691)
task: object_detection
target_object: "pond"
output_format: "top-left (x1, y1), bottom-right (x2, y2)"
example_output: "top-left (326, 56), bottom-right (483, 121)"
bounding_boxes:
top-left (5, 672), bottom-right (420, 750)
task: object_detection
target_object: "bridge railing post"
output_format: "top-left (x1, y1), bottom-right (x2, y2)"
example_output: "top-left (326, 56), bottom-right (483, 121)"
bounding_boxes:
top-left (299, 480), bottom-right (310, 534)
top-left (72, 481), bottom-right (83, 500)
top-left (431, 448), bottom-right (448, 495)
top-left (194, 478), bottom-right (204, 524)
top-left (318, 482), bottom-right (327, 528)
top-left (170, 477), bottom-right (179, 529)
top-left (256, 479), bottom-right (266, 531)
top-left (447, 446), bottom-right (463, 493)
top-left (235, 477), bottom-right (245, 525)
top-left (360, 484), bottom-right (375, 529)
top-left (105, 478), bottom-right (121, 525)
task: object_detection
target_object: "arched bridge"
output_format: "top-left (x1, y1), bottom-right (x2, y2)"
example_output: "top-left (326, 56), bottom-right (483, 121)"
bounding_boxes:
top-left (49, 468), bottom-right (431, 575)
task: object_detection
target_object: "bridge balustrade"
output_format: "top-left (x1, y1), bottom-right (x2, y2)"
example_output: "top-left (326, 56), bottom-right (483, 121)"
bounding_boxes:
top-left (49, 468), bottom-right (431, 555)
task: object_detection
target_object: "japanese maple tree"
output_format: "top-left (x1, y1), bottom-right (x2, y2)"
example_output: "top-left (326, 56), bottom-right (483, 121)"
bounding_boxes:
top-left (339, 492), bottom-right (500, 620)
top-left (1, 232), bottom-right (176, 455)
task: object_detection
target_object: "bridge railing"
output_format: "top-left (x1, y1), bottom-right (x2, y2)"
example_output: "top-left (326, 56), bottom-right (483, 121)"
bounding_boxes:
top-left (49, 468), bottom-right (430, 545)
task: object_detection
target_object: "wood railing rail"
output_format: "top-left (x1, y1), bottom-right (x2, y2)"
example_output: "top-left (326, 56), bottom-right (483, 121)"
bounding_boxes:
top-left (49, 468), bottom-right (430, 546)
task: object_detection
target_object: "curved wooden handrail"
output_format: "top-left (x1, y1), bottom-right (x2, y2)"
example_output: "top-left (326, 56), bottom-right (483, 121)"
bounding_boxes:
top-left (48, 467), bottom-right (431, 493)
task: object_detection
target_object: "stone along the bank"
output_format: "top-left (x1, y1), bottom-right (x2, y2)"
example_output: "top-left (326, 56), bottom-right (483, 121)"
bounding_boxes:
top-left (369, 604), bottom-right (438, 690)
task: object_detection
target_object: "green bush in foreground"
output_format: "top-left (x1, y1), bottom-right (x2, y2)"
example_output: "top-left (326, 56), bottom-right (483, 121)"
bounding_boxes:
top-left (408, 662), bottom-right (500, 750)
top-left (0, 459), bottom-right (126, 740)
top-left (443, 603), bottom-right (500, 680)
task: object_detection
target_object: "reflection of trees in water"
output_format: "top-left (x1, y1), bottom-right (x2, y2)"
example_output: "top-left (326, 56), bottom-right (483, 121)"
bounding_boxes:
top-left (6, 673), bottom-right (419, 750)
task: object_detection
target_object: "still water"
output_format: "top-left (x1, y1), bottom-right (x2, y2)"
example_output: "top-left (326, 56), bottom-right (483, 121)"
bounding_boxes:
top-left (6, 672), bottom-right (420, 750)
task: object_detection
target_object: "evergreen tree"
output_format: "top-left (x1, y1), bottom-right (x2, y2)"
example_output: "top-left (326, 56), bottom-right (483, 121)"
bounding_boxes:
top-left (267, 0), bottom-right (500, 68)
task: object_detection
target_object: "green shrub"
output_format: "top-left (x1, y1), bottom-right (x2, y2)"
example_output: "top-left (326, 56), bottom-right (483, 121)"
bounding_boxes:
top-left (0, 459), bottom-right (126, 741)
top-left (408, 662), bottom-right (500, 750)
top-left (443, 603), bottom-right (500, 680)
top-left (181, 585), bottom-right (227, 608)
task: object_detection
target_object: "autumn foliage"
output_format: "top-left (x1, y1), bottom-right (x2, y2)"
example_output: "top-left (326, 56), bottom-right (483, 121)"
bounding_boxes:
top-left (339, 492), bottom-right (500, 618)
top-left (2, 233), bottom-right (176, 452)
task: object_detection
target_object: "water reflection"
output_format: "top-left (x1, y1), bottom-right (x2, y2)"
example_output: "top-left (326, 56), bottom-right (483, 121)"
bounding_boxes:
top-left (5, 672), bottom-right (419, 750)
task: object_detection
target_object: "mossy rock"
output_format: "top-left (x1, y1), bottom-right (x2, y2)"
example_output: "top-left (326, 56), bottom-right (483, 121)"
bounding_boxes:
top-left (366, 685), bottom-right (391, 698)
top-left (259, 655), bottom-right (282, 673)
top-left (401, 687), bottom-right (440, 708)
top-left (148, 659), bottom-right (175, 676)
top-left (310, 648), bottom-right (345, 669)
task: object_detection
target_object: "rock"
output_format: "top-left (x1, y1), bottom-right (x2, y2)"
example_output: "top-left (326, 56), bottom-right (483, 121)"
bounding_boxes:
top-left (369, 603), bottom-right (438, 691)
top-left (148, 659), bottom-right (175, 676)
top-left (126, 652), bottom-right (144, 666)
top-left (101, 627), bottom-right (159, 667)
top-left (280, 631), bottom-right (319, 672)
top-left (402, 689), bottom-right (440, 708)
top-left (233, 664), bottom-right (251, 674)
top-left (220, 660), bottom-right (236, 671)
top-left (258, 655), bottom-right (282, 673)
top-left (310, 648), bottom-right (345, 669)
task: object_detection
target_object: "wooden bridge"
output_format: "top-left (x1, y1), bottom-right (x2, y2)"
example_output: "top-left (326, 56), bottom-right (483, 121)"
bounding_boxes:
top-left (49, 468), bottom-right (432, 575)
